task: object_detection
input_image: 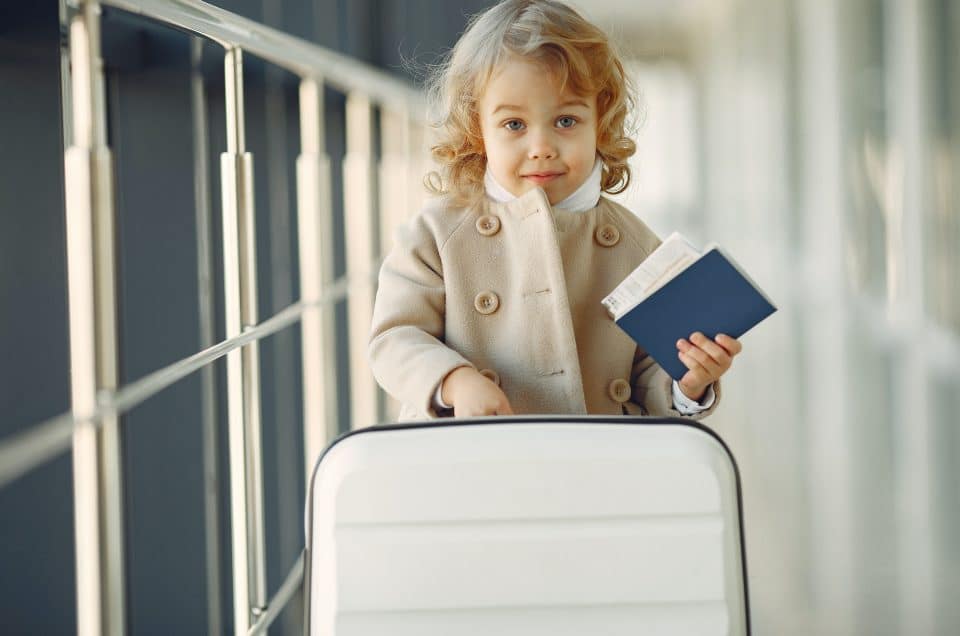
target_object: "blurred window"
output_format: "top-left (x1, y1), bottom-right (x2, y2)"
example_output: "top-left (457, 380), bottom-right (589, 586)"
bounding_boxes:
top-left (840, 0), bottom-right (890, 300)
top-left (926, 0), bottom-right (959, 334)
top-left (614, 62), bottom-right (699, 236)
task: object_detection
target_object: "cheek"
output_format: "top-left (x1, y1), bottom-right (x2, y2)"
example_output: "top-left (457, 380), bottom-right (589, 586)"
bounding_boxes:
top-left (572, 135), bottom-right (597, 167)
top-left (487, 141), bottom-right (520, 170)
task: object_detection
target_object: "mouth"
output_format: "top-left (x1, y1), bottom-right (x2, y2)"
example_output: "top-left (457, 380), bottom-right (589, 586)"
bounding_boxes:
top-left (522, 172), bottom-right (565, 185)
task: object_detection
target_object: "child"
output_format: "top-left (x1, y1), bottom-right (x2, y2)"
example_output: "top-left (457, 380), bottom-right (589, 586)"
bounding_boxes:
top-left (369, 0), bottom-right (742, 420)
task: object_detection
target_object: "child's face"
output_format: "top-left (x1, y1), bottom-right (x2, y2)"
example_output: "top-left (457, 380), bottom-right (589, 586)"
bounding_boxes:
top-left (478, 56), bottom-right (598, 205)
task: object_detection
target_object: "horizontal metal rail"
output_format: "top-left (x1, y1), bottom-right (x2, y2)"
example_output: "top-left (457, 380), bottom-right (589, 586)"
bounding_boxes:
top-left (100, 0), bottom-right (424, 113)
top-left (0, 262), bottom-right (380, 489)
top-left (247, 551), bottom-right (305, 636)
top-left (0, 412), bottom-right (76, 488)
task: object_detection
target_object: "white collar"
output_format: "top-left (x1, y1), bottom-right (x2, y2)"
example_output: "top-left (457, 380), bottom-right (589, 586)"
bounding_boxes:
top-left (483, 157), bottom-right (602, 213)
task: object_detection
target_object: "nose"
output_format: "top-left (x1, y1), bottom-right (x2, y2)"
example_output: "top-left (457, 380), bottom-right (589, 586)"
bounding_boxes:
top-left (527, 129), bottom-right (557, 160)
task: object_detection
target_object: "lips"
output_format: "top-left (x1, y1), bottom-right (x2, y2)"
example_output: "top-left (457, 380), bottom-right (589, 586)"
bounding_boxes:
top-left (522, 171), bottom-right (564, 184)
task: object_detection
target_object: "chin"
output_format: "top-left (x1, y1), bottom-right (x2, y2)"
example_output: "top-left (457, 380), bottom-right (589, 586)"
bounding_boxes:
top-left (544, 187), bottom-right (572, 205)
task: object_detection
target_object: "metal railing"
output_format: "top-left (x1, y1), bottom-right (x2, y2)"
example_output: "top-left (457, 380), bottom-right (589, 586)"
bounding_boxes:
top-left (0, 1), bottom-right (430, 634)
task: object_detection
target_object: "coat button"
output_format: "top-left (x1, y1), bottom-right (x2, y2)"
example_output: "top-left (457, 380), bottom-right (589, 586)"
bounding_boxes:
top-left (476, 214), bottom-right (501, 236)
top-left (474, 290), bottom-right (500, 315)
top-left (594, 223), bottom-right (620, 247)
top-left (478, 368), bottom-right (501, 386)
top-left (607, 378), bottom-right (631, 403)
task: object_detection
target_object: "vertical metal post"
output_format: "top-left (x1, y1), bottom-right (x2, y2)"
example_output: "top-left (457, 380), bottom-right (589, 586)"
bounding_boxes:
top-left (297, 77), bottom-right (339, 477)
top-left (378, 107), bottom-right (410, 256)
top-left (190, 36), bottom-right (223, 636)
top-left (886, 0), bottom-right (933, 631)
top-left (343, 92), bottom-right (379, 428)
top-left (221, 46), bottom-right (267, 634)
top-left (64, 3), bottom-right (125, 635)
top-left (378, 107), bottom-right (410, 422)
top-left (407, 119), bottom-right (429, 221)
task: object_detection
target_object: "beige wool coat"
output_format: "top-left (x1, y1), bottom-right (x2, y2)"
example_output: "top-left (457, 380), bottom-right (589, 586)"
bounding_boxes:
top-left (368, 186), bottom-right (720, 421)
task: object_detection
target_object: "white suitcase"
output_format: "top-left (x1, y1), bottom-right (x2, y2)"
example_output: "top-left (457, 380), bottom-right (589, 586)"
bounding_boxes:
top-left (304, 416), bottom-right (750, 635)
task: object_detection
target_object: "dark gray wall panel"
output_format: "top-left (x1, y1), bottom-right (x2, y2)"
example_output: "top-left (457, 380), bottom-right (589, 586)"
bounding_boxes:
top-left (107, 52), bottom-right (209, 632)
top-left (0, 3), bottom-right (75, 634)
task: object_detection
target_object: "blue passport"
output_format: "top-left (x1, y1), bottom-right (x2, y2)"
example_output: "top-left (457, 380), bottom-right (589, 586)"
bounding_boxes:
top-left (610, 246), bottom-right (777, 381)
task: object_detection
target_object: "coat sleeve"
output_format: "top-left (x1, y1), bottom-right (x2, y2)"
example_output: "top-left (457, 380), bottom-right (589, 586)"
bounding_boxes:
top-left (368, 213), bottom-right (474, 418)
top-left (629, 347), bottom-right (721, 420)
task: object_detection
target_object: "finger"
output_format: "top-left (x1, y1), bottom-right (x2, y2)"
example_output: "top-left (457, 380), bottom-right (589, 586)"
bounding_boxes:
top-left (715, 334), bottom-right (742, 356)
top-left (458, 403), bottom-right (499, 417)
top-left (689, 332), bottom-right (731, 368)
top-left (679, 340), bottom-right (723, 377)
top-left (678, 350), bottom-right (711, 384)
top-left (483, 401), bottom-right (503, 416)
top-left (493, 387), bottom-right (515, 415)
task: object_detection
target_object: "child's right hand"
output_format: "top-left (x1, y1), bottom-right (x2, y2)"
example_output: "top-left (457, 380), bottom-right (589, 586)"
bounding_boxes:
top-left (441, 367), bottom-right (515, 417)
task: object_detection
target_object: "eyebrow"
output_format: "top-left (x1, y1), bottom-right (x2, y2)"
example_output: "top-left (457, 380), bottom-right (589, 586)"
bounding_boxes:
top-left (491, 104), bottom-right (523, 115)
top-left (490, 99), bottom-right (591, 116)
top-left (559, 99), bottom-right (591, 110)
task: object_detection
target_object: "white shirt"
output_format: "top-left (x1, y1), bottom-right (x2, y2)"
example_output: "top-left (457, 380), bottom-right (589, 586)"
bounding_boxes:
top-left (435, 159), bottom-right (715, 414)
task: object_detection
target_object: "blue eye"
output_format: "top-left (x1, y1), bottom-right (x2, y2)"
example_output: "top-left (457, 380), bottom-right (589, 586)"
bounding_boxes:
top-left (504, 120), bottom-right (525, 131)
top-left (557, 116), bottom-right (577, 129)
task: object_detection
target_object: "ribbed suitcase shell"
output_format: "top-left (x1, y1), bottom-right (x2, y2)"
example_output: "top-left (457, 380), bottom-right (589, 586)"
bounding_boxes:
top-left (305, 417), bottom-right (750, 635)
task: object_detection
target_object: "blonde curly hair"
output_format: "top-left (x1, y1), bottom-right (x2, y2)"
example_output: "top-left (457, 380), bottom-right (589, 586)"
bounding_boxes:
top-left (425, 0), bottom-right (637, 207)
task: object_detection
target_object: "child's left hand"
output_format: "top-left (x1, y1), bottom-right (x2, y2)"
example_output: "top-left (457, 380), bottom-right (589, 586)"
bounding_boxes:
top-left (676, 332), bottom-right (742, 402)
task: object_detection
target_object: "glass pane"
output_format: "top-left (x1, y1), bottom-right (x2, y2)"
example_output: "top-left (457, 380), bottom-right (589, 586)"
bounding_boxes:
top-left (839, 0), bottom-right (889, 299)
top-left (925, 0), bottom-right (960, 334)
top-left (848, 322), bottom-right (898, 634)
top-left (930, 370), bottom-right (960, 633)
